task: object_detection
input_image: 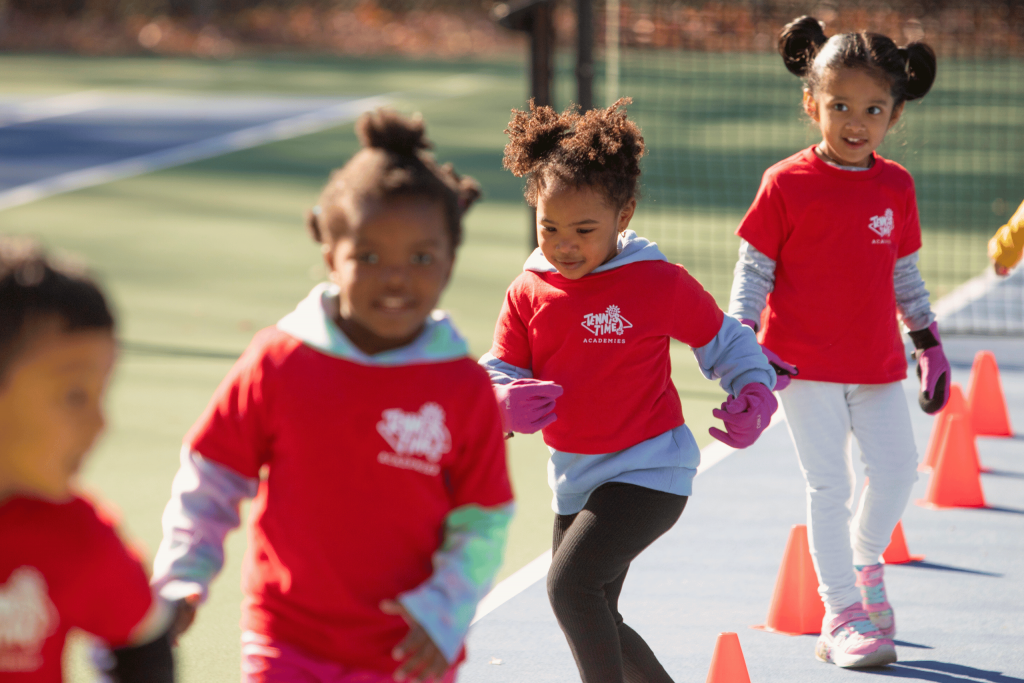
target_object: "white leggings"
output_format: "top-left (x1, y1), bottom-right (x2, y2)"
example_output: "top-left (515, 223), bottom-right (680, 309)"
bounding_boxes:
top-left (779, 380), bottom-right (919, 614)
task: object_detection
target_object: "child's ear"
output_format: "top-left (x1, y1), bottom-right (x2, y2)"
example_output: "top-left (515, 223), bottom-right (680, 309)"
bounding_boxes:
top-left (618, 198), bottom-right (637, 232)
top-left (888, 102), bottom-right (905, 130)
top-left (802, 89), bottom-right (819, 122)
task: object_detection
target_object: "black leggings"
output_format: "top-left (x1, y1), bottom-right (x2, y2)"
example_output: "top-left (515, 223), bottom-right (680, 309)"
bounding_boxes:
top-left (547, 482), bottom-right (688, 683)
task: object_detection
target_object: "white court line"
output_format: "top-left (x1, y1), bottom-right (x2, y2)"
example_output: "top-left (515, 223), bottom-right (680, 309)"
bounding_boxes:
top-left (471, 407), bottom-right (790, 625)
top-left (0, 93), bottom-right (391, 212)
top-left (0, 90), bottom-right (107, 128)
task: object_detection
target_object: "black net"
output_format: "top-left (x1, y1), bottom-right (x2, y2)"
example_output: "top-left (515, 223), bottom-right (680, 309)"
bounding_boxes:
top-left (592, 1), bottom-right (1024, 334)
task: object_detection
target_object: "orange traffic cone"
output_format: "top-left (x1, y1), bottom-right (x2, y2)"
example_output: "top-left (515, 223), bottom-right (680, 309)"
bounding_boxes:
top-left (753, 525), bottom-right (824, 635)
top-left (920, 384), bottom-right (969, 473)
top-left (967, 351), bottom-right (1013, 437)
top-left (917, 415), bottom-right (987, 509)
top-left (882, 521), bottom-right (924, 564)
top-left (706, 632), bottom-right (751, 683)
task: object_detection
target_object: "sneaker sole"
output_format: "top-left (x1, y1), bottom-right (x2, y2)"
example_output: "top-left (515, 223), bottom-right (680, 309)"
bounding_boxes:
top-left (816, 637), bottom-right (897, 669)
top-left (834, 644), bottom-right (897, 669)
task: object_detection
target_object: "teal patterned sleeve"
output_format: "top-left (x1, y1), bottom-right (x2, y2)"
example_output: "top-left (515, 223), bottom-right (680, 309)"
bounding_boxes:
top-left (397, 502), bottom-right (515, 663)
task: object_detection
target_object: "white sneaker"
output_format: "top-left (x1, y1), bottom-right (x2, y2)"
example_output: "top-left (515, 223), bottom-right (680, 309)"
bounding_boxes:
top-left (815, 602), bottom-right (897, 668)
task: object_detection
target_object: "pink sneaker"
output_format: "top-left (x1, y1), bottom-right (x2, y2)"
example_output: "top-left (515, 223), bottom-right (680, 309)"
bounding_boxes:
top-left (856, 563), bottom-right (895, 637)
top-left (815, 603), bottom-right (897, 668)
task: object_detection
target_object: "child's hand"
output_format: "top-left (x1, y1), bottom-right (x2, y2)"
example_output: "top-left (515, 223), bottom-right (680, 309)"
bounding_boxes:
top-left (380, 599), bottom-right (449, 683)
top-left (493, 379), bottom-right (563, 434)
top-left (709, 382), bottom-right (778, 448)
top-left (994, 261), bottom-right (1010, 276)
top-left (740, 319), bottom-right (798, 390)
top-left (168, 594), bottom-right (200, 645)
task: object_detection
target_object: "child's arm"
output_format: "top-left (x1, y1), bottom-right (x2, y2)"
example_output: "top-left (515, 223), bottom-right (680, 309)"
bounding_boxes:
top-left (479, 355), bottom-right (562, 436)
top-left (395, 502), bottom-right (514, 666)
top-left (726, 240), bottom-right (799, 387)
top-left (989, 199), bottom-right (1024, 275)
top-left (894, 251), bottom-right (951, 413)
top-left (151, 446), bottom-right (258, 636)
top-left (728, 239), bottom-right (776, 326)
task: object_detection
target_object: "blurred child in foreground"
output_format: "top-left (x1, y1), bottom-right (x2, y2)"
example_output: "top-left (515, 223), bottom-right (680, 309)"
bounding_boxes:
top-left (0, 237), bottom-right (174, 682)
top-left (151, 110), bottom-right (513, 683)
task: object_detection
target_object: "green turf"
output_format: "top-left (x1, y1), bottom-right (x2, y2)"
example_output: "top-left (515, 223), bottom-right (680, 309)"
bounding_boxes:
top-left (1, 52), bottom-right (732, 681)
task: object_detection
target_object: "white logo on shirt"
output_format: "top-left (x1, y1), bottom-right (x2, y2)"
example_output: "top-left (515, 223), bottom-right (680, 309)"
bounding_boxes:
top-left (376, 402), bottom-right (451, 476)
top-left (582, 305), bottom-right (633, 341)
top-left (0, 567), bottom-right (59, 672)
top-left (868, 208), bottom-right (895, 239)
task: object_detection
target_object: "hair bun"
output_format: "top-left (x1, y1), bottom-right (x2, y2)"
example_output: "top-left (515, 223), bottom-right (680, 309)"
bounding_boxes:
top-left (779, 16), bottom-right (827, 77)
top-left (503, 100), bottom-right (578, 178)
top-left (356, 109), bottom-right (431, 157)
top-left (902, 42), bottom-right (937, 101)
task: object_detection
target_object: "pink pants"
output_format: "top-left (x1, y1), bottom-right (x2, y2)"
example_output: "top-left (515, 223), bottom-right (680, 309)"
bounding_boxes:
top-left (241, 632), bottom-right (459, 683)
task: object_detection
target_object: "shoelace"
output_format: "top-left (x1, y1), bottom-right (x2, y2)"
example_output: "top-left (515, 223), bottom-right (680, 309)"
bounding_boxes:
top-left (863, 581), bottom-right (887, 606)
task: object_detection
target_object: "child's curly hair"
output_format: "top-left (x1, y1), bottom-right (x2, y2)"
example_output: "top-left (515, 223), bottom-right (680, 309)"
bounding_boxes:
top-left (503, 98), bottom-right (645, 209)
top-left (308, 109), bottom-right (481, 250)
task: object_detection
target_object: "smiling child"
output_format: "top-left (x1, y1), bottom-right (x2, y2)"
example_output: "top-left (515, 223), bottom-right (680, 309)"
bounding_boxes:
top-left (150, 110), bottom-right (513, 683)
top-left (727, 16), bottom-right (948, 668)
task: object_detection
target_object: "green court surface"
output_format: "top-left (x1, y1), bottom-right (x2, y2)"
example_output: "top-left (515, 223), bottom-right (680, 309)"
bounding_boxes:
top-left (0, 54), bottom-right (729, 681)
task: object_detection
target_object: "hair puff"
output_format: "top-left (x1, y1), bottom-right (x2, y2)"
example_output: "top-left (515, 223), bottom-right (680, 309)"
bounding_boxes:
top-left (504, 98), bottom-right (645, 208)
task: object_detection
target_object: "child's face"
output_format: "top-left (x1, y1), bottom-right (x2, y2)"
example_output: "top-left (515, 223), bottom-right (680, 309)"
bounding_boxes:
top-left (0, 327), bottom-right (116, 502)
top-left (536, 184), bottom-right (636, 280)
top-left (804, 67), bottom-right (904, 168)
top-left (325, 197), bottom-right (454, 355)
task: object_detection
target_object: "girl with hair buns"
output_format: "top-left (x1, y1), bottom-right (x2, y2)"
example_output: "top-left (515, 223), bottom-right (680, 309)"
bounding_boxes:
top-left (728, 16), bottom-right (949, 669)
top-left (151, 110), bottom-right (513, 683)
top-left (482, 99), bottom-right (778, 681)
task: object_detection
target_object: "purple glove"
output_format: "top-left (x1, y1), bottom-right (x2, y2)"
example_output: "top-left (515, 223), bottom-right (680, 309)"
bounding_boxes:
top-left (908, 322), bottom-right (950, 414)
top-left (493, 379), bottom-right (564, 434)
top-left (709, 382), bottom-right (778, 449)
top-left (741, 319), bottom-right (798, 390)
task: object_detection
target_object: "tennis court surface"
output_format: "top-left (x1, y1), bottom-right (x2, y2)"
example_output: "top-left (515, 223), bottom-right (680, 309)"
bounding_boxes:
top-left (463, 335), bottom-right (1024, 682)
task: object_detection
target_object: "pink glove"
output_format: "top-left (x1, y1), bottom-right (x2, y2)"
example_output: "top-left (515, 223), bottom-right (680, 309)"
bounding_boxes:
top-left (709, 382), bottom-right (778, 449)
top-left (494, 379), bottom-right (564, 434)
top-left (909, 322), bottom-right (950, 414)
top-left (741, 319), bottom-right (798, 391)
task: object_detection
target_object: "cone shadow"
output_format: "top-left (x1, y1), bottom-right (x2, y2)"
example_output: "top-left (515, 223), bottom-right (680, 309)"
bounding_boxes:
top-left (899, 560), bottom-right (1002, 577)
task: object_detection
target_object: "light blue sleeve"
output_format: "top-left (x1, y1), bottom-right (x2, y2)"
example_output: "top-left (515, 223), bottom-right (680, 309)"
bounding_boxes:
top-left (693, 316), bottom-right (776, 397)
top-left (398, 502), bottom-right (515, 663)
top-left (727, 240), bottom-right (776, 328)
top-left (478, 352), bottom-right (532, 385)
top-left (150, 447), bottom-right (258, 602)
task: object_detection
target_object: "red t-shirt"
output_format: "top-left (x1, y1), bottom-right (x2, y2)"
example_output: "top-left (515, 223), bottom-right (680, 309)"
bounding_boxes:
top-left (0, 496), bottom-right (153, 682)
top-left (186, 327), bottom-right (512, 673)
top-left (737, 147), bottom-right (923, 384)
top-left (490, 260), bottom-right (724, 454)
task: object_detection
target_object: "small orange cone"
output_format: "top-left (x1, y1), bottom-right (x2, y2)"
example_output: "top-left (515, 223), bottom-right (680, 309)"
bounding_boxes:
top-left (967, 351), bottom-right (1013, 437)
top-left (917, 415), bottom-right (987, 509)
top-left (706, 632), bottom-right (751, 683)
top-left (882, 521), bottom-right (924, 564)
top-left (920, 384), bottom-right (969, 473)
top-left (752, 525), bottom-right (824, 635)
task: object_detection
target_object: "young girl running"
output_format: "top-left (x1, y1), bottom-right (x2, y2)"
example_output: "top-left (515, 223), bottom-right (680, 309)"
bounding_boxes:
top-left (151, 110), bottom-right (513, 683)
top-left (0, 239), bottom-right (174, 682)
top-left (482, 100), bottom-right (779, 682)
top-left (728, 16), bottom-right (949, 669)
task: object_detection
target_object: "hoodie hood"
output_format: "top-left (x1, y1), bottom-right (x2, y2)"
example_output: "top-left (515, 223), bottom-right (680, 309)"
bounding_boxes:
top-left (523, 229), bottom-right (667, 274)
top-left (276, 283), bottom-right (469, 366)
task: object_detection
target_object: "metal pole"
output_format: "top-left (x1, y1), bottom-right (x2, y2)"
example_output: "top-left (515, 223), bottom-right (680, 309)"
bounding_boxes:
top-left (530, 1), bottom-right (555, 108)
top-left (605, 0), bottom-right (620, 106)
top-left (576, 0), bottom-right (594, 110)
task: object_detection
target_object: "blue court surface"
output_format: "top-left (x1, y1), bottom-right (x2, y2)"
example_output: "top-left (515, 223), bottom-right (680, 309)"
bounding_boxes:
top-left (0, 91), bottom-right (383, 210)
top-left (463, 336), bottom-right (1024, 682)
